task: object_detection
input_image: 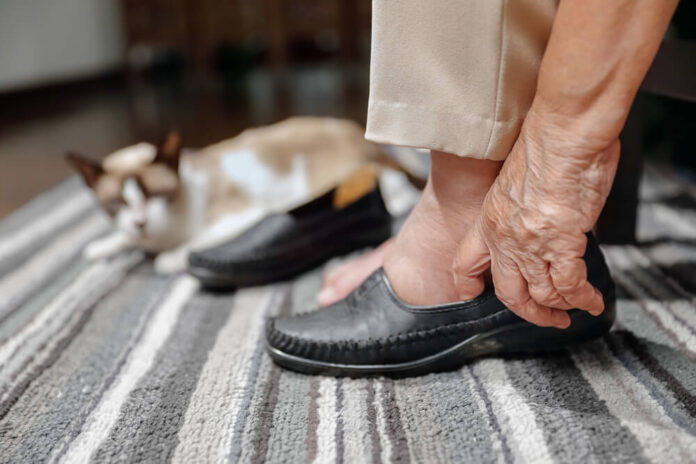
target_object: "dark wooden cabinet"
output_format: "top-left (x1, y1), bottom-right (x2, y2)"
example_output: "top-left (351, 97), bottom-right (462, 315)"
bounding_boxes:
top-left (118, 0), bottom-right (373, 74)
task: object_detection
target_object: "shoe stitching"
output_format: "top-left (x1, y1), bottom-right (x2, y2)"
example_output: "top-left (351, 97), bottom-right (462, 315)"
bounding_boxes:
top-left (267, 308), bottom-right (513, 352)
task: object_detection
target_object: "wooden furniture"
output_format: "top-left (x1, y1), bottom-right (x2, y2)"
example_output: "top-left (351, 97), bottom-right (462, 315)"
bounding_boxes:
top-left (118, 0), bottom-right (191, 68)
top-left (595, 37), bottom-right (696, 244)
top-left (118, 0), bottom-right (372, 75)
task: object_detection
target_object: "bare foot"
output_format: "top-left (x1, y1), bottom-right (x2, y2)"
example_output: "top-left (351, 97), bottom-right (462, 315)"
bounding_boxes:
top-left (383, 151), bottom-right (502, 305)
top-left (319, 238), bottom-right (394, 306)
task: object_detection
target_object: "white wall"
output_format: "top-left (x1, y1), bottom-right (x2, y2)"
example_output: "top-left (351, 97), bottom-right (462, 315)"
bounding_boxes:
top-left (0, 0), bottom-right (124, 92)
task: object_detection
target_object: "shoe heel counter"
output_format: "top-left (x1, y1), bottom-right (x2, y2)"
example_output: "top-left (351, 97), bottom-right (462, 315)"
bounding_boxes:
top-left (367, 184), bottom-right (391, 219)
top-left (356, 186), bottom-right (393, 236)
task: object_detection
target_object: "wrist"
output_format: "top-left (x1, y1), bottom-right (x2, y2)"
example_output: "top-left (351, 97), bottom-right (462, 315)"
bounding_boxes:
top-left (525, 95), bottom-right (624, 155)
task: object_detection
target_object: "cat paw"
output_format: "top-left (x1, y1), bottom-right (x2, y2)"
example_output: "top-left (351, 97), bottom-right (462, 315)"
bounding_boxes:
top-left (84, 241), bottom-right (111, 260)
top-left (154, 249), bottom-right (189, 274)
top-left (83, 233), bottom-right (133, 261)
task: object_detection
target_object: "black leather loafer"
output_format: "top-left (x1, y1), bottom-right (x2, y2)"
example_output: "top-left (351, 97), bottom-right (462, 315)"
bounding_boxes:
top-left (188, 174), bottom-right (392, 289)
top-left (266, 234), bottom-right (616, 377)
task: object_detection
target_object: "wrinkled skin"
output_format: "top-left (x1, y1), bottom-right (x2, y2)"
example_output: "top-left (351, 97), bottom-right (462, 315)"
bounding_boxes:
top-left (453, 109), bottom-right (620, 328)
top-left (450, 0), bottom-right (677, 329)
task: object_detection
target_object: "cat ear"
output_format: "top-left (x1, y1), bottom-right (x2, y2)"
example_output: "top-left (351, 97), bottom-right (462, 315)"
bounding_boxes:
top-left (65, 152), bottom-right (103, 188)
top-left (154, 131), bottom-right (182, 172)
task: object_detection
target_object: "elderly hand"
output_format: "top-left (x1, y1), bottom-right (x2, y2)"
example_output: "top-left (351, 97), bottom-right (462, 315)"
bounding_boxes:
top-left (452, 108), bottom-right (620, 328)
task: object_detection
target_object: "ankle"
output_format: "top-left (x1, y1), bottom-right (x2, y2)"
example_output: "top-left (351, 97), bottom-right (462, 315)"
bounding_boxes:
top-left (381, 151), bottom-right (502, 305)
top-left (428, 151), bottom-right (502, 218)
top-left (430, 151), bottom-right (502, 192)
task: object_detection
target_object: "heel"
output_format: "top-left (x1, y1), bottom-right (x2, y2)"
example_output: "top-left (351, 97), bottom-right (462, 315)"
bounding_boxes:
top-left (488, 301), bottom-right (616, 355)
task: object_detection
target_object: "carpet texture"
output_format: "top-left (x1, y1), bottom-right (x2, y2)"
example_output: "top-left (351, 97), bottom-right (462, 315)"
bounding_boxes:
top-left (1, 165), bottom-right (696, 463)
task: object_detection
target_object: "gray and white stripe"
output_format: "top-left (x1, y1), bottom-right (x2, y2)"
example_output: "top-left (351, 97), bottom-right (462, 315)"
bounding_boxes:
top-left (0, 168), bottom-right (695, 463)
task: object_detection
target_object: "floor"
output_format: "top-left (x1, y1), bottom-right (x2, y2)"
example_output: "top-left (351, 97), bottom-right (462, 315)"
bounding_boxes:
top-left (0, 163), bottom-right (695, 463)
top-left (0, 65), bottom-right (370, 219)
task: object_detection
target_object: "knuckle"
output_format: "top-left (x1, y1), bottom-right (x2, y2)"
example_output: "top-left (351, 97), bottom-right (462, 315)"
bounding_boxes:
top-left (536, 295), bottom-right (563, 309)
top-left (557, 277), bottom-right (586, 295)
top-left (529, 284), bottom-right (556, 304)
top-left (521, 213), bottom-right (554, 238)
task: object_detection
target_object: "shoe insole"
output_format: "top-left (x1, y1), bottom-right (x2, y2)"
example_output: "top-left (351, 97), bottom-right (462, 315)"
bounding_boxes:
top-left (332, 164), bottom-right (378, 209)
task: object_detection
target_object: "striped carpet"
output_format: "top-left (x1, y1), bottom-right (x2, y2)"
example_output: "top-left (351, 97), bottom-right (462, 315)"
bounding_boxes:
top-left (1, 165), bottom-right (696, 463)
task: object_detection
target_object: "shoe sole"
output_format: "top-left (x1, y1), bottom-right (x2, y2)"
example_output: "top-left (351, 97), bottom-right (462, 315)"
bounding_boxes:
top-left (267, 302), bottom-right (616, 378)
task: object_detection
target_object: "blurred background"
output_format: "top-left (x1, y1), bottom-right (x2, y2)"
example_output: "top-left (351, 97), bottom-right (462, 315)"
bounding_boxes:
top-left (0, 0), bottom-right (694, 219)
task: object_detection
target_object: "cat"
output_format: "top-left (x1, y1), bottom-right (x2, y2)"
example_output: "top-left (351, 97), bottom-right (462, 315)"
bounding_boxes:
top-left (66, 116), bottom-right (418, 274)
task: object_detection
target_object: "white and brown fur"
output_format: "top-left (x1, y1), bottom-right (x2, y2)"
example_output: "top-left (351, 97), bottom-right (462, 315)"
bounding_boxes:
top-left (66, 117), bottom-right (415, 274)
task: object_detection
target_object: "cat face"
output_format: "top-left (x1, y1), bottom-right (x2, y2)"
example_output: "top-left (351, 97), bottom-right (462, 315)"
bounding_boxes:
top-left (66, 132), bottom-right (182, 242)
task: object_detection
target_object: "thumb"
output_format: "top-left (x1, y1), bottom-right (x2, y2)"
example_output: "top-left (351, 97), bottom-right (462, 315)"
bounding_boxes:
top-left (452, 222), bottom-right (491, 300)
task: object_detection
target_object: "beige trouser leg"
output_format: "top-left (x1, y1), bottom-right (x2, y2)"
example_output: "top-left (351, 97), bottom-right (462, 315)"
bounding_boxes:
top-left (366, 0), bottom-right (558, 160)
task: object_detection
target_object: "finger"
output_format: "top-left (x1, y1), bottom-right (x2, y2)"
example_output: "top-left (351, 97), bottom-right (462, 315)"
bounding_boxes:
top-left (453, 222), bottom-right (491, 300)
top-left (324, 241), bottom-right (387, 287)
top-left (324, 267), bottom-right (343, 287)
top-left (319, 258), bottom-right (383, 307)
top-left (518, 296), bottom-right (571, 329)
top-left (519, 259), bottom-right (573, 310)
top-left (550, 257), bottom-right (604, 315)
top-left (491, 257), bottom-right (570, 328)
top-left (317, 286), bottom-right (338, 307)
